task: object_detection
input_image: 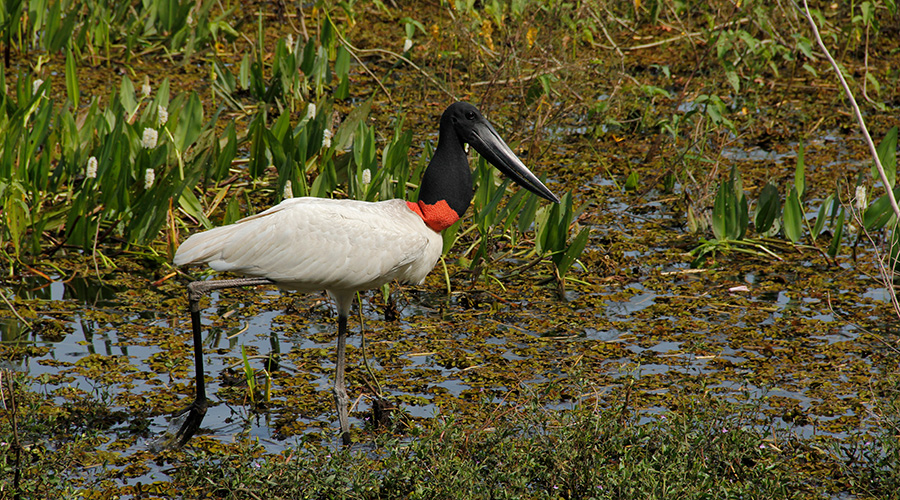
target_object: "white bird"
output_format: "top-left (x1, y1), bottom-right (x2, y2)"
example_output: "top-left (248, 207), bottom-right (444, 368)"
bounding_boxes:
top-left (164, 101), bottom-right (559, 448)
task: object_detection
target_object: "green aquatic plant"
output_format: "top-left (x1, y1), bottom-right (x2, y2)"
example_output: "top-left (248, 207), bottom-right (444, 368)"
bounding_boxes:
top-left (689, 147), bottom-right (850, 267)
top-left (535, 191), bottom-right (590, 297)
top-left (170, 394), bottom-right (799, 499)
top-left (1, 0), bottom-right (236, 67)
top-left (0, 72), bottom-right (215, 266)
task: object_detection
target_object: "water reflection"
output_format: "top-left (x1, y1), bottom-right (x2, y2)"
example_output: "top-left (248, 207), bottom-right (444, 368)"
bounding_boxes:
top-left (8, 274), bottom-right (121, 305)
top-left (0, 318), bottom-right (29, 345)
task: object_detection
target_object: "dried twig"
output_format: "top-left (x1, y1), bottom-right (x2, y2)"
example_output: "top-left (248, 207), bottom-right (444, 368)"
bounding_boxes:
top-left (802, 0), bottom-right (900, 320)
top-left (0, 293), bottom-right (31, 329)
top-left (801, 0), bottom-right (900, 220)
top-left (333, 27), bottom-right (454, 102)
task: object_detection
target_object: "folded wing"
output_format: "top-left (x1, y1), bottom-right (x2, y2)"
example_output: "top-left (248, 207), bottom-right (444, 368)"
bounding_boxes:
top-left (174, 198), bottom-right (443, 294)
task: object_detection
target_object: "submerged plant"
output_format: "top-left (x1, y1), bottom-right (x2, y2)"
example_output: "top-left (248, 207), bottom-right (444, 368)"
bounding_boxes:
top-left (689, 150), bottom-right (848, 267)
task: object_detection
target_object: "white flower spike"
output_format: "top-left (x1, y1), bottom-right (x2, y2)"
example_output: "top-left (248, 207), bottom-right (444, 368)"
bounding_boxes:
top-left (86, 156), bottom-right (98, 179)
top-left (855, 185), bottom-right (867, 212)
top-left (142, 128), bottom-right (158, 149)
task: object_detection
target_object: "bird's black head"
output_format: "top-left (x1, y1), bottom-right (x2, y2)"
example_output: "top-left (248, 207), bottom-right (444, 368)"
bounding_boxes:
top-left (441, 102), bottom-right (559, 204)
top-left (418, 102), bottom-right (559, 224)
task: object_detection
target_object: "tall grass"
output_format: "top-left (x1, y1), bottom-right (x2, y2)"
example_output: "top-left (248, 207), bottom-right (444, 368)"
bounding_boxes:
top-left (173, 396), bottom-right (802, 499)
top-left (1, 2), bottom-right (589, 283)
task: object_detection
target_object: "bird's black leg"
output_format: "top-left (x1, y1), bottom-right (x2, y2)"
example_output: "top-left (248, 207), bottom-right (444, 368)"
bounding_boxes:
top-left (333, 313), bottom-right (351, 446)
top-left (152, 277), bottom-right (274, 451)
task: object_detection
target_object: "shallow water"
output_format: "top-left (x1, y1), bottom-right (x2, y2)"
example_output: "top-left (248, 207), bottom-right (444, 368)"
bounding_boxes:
top-left (3, 186), bottom-right (893, 491)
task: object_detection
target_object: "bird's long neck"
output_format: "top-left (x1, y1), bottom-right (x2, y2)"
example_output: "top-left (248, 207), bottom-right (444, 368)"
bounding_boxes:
top-left (409, 116), bottom-right (473, 232)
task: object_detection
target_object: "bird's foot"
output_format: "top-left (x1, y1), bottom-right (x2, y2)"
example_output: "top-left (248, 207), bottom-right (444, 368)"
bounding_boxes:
top-left (148, 399), bottom-right (208, 452)
top-left (372, 397), bottom-right (394, 429)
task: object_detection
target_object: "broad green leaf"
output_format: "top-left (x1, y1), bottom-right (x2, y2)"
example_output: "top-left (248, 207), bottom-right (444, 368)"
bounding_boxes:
top-left (866, 72), bottom-right (881, 98)
top-left (478, 178), bottom-right (510, 232)
top-left (736, 191), bottom-right (748, 240)
top-left (796, 38), bottom-right (814, 59)
top-left (441, 218), bottom-right (463, 255)
top-left (556, 227), bottom-right (590, 277)
top-left (783, 186), bottom-right (803, 244)
top-left (712, 181), bottom-right (727, 241)
top-left (239, 53), bottom-right (251, 90)
top-left (498, 188), bottom-right (528, 237)
top-left (534, 204), bottom-right (553, 255)
top-left (873, 126), bottom-right (897, 188)
top-left (305, 103), bottom-right (328, 159)
top-left (47, 1), bottom-right (76, 52)
top-left (214, 59), bottom-right (237, 94)
top-left (155, 79), bottom-right (171, 108)
top-left (178, 189), bottom-right (212, 229)
top-left (812, 194), bottom-right (834, 238)
top-left (299, 38), bottom-right (316, 77)
top-left (65, 47), bottom-right (79, 108)
top-left (248, 112), bottom-right (268, 179)
top-left (517, 192), bottom-right (540, 234)
top-left (711, 169), bottom-right (746, 241)
top-left (541, 192), bottom-right (571, 254)
top-left (861, 1), bottom-right (874, 24)
top-left (334, 45), bottom-right (350, 100)
top-left (705, 100), bottom-right (723, 124)
top-left (687, 205), bottom-right (699, 233)
top-left (755, 183), bottom-right (780, 234)
top-left (174, 93), bottom-right (203, 152)
top-left (224, 196), bottom-right (242, 225)
top-left (313, 157), bottom-right (337, 197)
top-left (334, 98), bottom-right (372, 151)
top-left (827, 208), bottom-right (844, 259)
top-left (725, 70), bottom-right (740, 93)
top-left (271, 110), bottom-right (292, 142)
top-left (25, 98), bottom-right (53, 172)
top-left (863, 186), bottom-right (900, 230)
top-left (320, 13), bottom-right (336, 53)
top-left (795, 142), bottom-right (806, 198)
top-left (3, 184), bottom-right (27, 255)
top-left (624, 170), bottom-right (639, 191)
top-left (214, 122), bottom-right (238, 181)
top-left (120, 76), bottom-right (138, 118)
top-left (265, 128), bottom-right (287, 173)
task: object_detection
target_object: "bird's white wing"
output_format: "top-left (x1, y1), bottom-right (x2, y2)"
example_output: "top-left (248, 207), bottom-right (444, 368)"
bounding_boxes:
top-left (174, 198), bottom-right (442, 293)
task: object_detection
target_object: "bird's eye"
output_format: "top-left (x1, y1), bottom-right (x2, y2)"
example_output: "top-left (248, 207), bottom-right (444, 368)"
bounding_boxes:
top-left (465, 111), bottom-right (476, 120)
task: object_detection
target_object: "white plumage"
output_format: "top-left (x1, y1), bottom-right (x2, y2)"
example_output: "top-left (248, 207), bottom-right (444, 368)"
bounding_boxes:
top-left (164, 102), bottom-right (559, 448)
top-left (174, 197), bottom-right (443, 314)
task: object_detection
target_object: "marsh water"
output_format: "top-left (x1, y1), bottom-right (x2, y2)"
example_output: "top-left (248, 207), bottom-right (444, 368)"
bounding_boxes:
top-left (3, 137), bottom-right (895, 487)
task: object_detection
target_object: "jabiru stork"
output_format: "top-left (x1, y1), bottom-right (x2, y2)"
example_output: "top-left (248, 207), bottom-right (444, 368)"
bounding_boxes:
top-left (165, 101), bottom-right (559, 448)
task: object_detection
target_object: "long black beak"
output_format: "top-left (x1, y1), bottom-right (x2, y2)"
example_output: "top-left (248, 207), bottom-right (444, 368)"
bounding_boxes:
top-left (470, 120), bottom-right (560, 204)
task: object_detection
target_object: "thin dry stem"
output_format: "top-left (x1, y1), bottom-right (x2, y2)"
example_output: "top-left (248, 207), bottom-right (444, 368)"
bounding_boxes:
top-left (801, 0), bottom-right (900, 220)
top-left (801, 0), bottom-right (900, 321)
